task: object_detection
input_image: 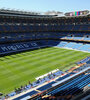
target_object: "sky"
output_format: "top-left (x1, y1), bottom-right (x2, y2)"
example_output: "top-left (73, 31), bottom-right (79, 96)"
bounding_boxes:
top-left (0, 0), bottom-right (90, 13)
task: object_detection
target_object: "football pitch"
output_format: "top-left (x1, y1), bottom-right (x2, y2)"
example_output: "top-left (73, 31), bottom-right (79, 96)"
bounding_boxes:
top-left (0, 47), bottom-right (90, 94)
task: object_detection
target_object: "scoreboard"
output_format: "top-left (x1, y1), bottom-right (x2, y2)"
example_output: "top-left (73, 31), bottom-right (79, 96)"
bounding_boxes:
top-left (65, 10), bottom-right (89, 16)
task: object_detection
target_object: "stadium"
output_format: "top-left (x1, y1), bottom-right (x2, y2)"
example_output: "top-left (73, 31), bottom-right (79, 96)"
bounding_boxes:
top-left (0, 7), bottom-right (90, 100)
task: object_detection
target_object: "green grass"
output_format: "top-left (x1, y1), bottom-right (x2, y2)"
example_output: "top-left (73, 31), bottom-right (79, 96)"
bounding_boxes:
top-left (0, 47), bottom-right (90, 94)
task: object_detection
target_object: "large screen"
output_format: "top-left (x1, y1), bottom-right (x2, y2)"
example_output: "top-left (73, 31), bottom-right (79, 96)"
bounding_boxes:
top-left (65, 10), bottom-right (89, 16)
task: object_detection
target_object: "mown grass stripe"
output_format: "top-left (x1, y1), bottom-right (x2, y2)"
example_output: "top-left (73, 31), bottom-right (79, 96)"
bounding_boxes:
top-left (0, 47), bottom-right (90, 94)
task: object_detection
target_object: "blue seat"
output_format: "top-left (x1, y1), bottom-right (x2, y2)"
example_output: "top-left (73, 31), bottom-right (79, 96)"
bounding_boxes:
top-left (13, 90), bottom-right (38, 100)
top-left (37, 81), bottom-right (56, 91)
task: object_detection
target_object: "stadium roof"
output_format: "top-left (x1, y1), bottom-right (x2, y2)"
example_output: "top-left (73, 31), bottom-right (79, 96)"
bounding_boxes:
top-left (0, 9), bottom-right (89, 18)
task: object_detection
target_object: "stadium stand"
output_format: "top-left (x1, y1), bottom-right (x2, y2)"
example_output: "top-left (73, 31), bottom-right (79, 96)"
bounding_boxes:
top-left (29, 67), bottom-right (90, 100)
top-left (77, 56), bottom-right (90, 64)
